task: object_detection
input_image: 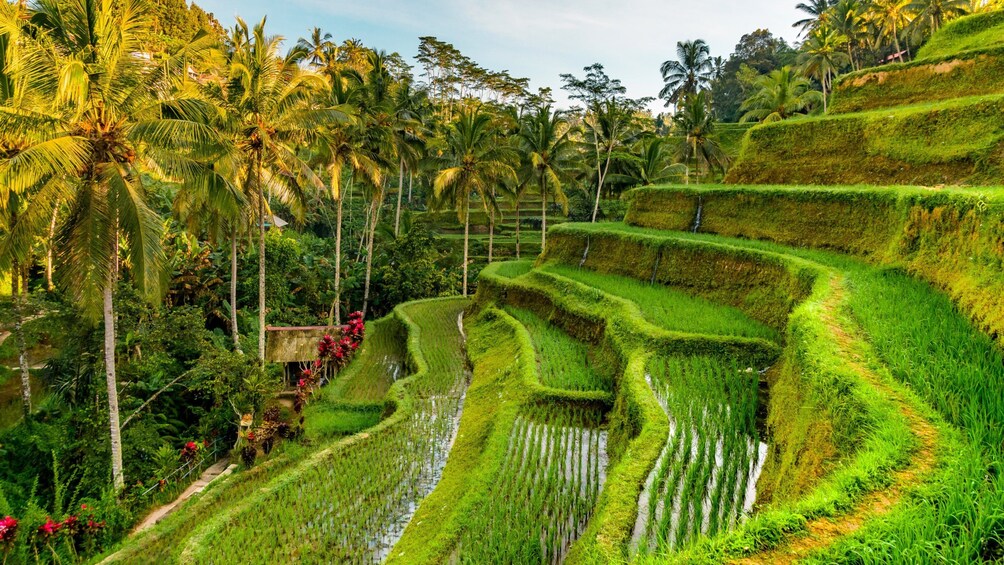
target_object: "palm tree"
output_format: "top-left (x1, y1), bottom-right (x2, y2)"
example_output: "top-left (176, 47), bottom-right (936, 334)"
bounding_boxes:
top-left (672, 92), bottom-right (730, 181)
top-left (910, 0), bottom-right (969, 36)
top-left (740, 67), bottom-right (824, 123)
top-left (517, 106), bottom-right (574, 252)
top-left (618, 138), bottom-right (686, 186)
top-left (832, 0), bottom-right (868, 70)
top-left (584, 100), bottom-right (635, 223)
top-left (296, 27), bottom-right (336, 67)
top-left (868, 0), bottom-right (916, 61)
top-left (391, 80), bottom-right (426, 238)
top-left (222, 18), bottom-right (345, 360)
top-left (799, 26), bottom-right (850, 113)
top-left (434, 109), bottom-right (515, 296)
top-left (314, 68), bottom-right (378, 325)
top-left (794, 0), bottom-right (836, 36)
top-left (659, 40), bottom-right (714, 106)
top-left (357, 50), bottom-right (398, 316)
top-left (0, 0), bottom-right (224, 490)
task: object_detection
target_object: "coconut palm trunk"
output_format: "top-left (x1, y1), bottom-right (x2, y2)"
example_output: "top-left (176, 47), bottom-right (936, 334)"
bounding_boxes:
top-left (514, 197), bottom-right (521, 260)
top-left (104, 266), bottom-right (124, 491)
top-left (45, 203), bottom-right (58, 291)
top-left (462, 201), bottom-right (470, 296)
top-left (407, 171), bottom-right (413, 203)
top-left (362, 191), bottom-right (380, 316)
top-left (13, 261), bottom-right (30, 419)
top-left (540, 178), bottom-right (547, 254)
top-left (230, 230), bottom-right (241, 353)
top-left (394, 159), bottom-right (404, 237)
top-left (333, 192), bottom-right (343, 325)
top-left (256, 151), bottom-right (266, 363)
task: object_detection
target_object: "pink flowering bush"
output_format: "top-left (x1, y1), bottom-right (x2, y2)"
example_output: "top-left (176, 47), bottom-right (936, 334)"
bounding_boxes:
top-left (0, 515), bottom-right (17, 549)
top-left (295, 312), bottom-right (366, 416)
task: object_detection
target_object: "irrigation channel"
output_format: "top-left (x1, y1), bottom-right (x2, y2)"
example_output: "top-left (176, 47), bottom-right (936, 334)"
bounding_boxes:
top-left (199, 300), bottom-right (472, 564)
top-left (633, 355), bottom-right (768, 555)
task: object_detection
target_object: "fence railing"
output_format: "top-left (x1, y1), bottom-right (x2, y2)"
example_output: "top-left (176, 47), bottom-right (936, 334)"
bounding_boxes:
top-left (139, 437), bottom-right (228, 499)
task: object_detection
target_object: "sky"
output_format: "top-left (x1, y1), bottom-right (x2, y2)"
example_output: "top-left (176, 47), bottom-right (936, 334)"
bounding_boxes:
top-left (196, 0), bottom-right (803, 113)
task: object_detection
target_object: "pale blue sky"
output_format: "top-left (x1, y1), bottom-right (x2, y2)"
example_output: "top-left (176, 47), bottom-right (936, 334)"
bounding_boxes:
top-left (196, 0), bottom-right (802, 112)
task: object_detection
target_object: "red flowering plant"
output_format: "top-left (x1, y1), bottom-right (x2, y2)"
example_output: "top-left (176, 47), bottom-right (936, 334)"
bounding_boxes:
top-left (36, 516), bottom-right (61, 542)
top-left (0, 515), bottom-right (17, 550)
top-left (294, 313), bottom-right (365, 417)
top-left (179, 440), bottom-right (201, 463)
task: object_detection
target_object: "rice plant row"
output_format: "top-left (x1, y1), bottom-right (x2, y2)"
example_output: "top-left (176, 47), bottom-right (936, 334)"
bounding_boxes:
top-left (457, 405), bottom-right (608, 563)
top-left (538, 264), bottom-right (779, 342)
top-left (194, 300), bottom-right (470, 564)
top-left (505, 306), bottom-right (614, 393)
top-left (632, 355), bottom-right (766, 555)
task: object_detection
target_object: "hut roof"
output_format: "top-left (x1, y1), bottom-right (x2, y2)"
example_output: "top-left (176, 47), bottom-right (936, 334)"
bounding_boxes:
top-left (265, 325), bottom-right (343, 363)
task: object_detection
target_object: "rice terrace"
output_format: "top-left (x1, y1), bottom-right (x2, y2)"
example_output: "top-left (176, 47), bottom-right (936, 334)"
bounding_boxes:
top-left (0, 0), bottom-right (1003, 562)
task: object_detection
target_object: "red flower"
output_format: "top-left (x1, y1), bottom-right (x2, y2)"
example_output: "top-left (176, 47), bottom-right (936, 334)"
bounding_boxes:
top-left (247, 431), bottom-right (256, 441)
top-left (38, 517), bottom-right (61, 538)
top-left (185, 441), bottom-right (197, 451)
top-left (301, 369), bottom-right (311, 377)
top-left (80, 504), bottom-right (88, 511)
top-left (0, 516), bottom-right (17, 544)
top-left (85, 519), bottom-right (105, 534)
top-left (62, 515), bottom-right (80, 536)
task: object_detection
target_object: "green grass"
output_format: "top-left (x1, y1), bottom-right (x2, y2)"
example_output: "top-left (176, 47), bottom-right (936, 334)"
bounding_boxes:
top-left (536, 264), bottom-right (780, 342)
top-left (831, 46), bottom-right (1004, 114)
top-left (556, 215), bottom-right (1004, 561)
top-left (726, 93), bottom-right (1004, 186)
top-left (315, 317), bottom-right (406, 403)
top-left (105, 300), bottom-right (468, 564)
top-left (505, 306), bottom-right (614, 393)
top-left (917, 9), bottom-right (1004, 59)
top-left (535, 220), bottom-right (919, 562)
top-left (179, 299), bottom-right (469, 563)
top-left (634, 355), bottom-right (764, 555)
top-left (456, 403), bottom-right (607, 563)
top-left (623, 184), bottom-right (1004, 350)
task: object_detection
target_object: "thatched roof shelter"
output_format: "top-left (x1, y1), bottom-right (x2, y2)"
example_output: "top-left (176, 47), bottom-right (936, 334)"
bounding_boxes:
top-left (265, 326), bottom-right (343, 363)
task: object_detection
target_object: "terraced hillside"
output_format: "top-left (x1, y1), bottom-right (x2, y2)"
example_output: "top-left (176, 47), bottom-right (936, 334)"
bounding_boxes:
top-left (110, 183), bottom-right (1004, 562)
top-left (727, 10), bottom-right (1004, 186)
top-left (105, 12), bottom-right (1004, 564)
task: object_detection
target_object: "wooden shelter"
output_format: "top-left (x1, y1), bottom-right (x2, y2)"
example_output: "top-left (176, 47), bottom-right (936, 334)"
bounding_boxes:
top-left (265, 325), bottom-right (344, 386)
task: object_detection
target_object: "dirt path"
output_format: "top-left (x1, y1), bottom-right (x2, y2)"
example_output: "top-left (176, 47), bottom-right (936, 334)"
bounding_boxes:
top-left (733, 277), bottom-right (940, 564)
top-left (132, 459), bottom-right (236, 534)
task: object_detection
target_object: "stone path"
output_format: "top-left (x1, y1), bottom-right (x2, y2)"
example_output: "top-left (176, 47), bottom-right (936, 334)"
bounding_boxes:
top-left (133, 459), bottom-right (236, 534)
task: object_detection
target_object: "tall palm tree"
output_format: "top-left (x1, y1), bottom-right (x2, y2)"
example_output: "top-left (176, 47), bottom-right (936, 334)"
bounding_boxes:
top-left (740, 67), bottom-right (824, 123)
top-left (659, 40), bottom-right (714, 106)
top-left (617, 138), bottom-right (686, 186)
top-left (794, 0), bottom-right (837, 36)
top-left (314, 68), bottom-right (378, 325)
top-left (586, 100), bottom-right (638, 223)
top-left (222, 18), bottom-right (345, 360)
top-left (0, 0), bottom-right (224, 490)
top-left (868, 0), bottom-right (916, 61)
top-left (672, 92), bottom-right (730, 181)
top-left (909, 0), bottom-right (969, 36)
top-left (799, 26), bottom-right (850, 113)
top-left (517, 106), bottom-right (574, 252)
top-left (390, 80), bottom-right (426, 238)
top-left (832, 0), bottom-right (869, 70)
top-left (357, 50), bottom-right (398, 316)
top-left (296, 27), bottom-right (336, 67)
top-left (434, 109), bottom-right (515, 296)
